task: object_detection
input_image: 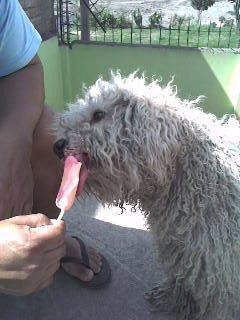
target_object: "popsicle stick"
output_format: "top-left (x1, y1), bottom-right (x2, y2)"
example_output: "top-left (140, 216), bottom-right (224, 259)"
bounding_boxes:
top-left (57, 208), bottom-right (65, 222)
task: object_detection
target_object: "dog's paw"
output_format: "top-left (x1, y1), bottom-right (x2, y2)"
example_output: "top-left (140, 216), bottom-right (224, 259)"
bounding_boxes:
top-left (145, 281), bottom-right (178, 313)
top-left (145, 282), bottom-right (199, 320)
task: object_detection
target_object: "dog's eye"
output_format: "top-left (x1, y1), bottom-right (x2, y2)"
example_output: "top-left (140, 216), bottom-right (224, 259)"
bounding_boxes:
top-left (92, 111), bottom-right (105, 123)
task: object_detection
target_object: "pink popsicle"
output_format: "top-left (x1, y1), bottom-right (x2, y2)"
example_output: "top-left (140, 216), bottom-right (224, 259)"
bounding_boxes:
top-left (56, 155), bottom-right (82, 212)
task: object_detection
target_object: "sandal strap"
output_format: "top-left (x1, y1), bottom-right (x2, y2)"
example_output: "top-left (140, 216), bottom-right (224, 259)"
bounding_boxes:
top-left (60, 256), bottom-right (89, 268)
top-left (61, 236), bottom-right (90, 269)
top-left (72, 236), bottom-right (90, 267)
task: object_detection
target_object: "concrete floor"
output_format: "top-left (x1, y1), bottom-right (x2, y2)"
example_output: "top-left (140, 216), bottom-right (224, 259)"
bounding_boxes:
top-left (0, 196), bottom-right (238, 320)
top-left (0, 196), bottom-right (173, 320)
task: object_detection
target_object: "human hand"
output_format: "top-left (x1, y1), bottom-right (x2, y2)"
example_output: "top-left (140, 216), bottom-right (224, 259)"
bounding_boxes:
top-left (0, 214), bottom-right (66, 296)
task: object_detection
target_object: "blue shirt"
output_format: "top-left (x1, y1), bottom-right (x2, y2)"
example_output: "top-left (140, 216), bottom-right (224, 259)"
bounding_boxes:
top-left (0, 0), bottom-right (42, 77)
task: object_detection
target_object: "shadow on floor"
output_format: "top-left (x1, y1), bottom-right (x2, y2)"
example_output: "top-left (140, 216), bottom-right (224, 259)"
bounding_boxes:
top-left (0, 204), bottom-right (172, 320)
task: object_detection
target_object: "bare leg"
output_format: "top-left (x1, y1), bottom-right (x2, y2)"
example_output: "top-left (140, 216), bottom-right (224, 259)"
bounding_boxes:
top-left (31, 105), bottom-right (61, 217)
top-left (31, 105), bottom-right (101, 281)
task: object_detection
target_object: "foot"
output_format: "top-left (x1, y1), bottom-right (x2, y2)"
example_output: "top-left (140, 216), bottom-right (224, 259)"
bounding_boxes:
top-left (61, 235), bottom-right (102, 282)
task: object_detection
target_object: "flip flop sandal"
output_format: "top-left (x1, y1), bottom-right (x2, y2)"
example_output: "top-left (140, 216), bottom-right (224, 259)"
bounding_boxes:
top-left (60, 236), bottom-right (111, 289)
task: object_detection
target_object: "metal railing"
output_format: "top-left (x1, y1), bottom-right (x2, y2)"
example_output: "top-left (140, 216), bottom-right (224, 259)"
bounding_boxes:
top-left (57, 0), bottom-right (240, 49)
top-left (236, 0), bottom-right (240, 33)
top-left (56, 0), bottom-right (106, 45)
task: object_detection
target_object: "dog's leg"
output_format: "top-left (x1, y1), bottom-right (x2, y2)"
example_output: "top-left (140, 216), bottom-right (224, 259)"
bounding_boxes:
top-left (143, 226), bottom-right (239, 320)
top-left (145, 274), bottom-right (237, 320)
top-left (145, 277), bottom-right (201, 320)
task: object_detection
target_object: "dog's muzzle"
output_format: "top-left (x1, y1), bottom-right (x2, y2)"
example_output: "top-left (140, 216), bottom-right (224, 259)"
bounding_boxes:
top-left (53, 138), bottom-right (68, 159)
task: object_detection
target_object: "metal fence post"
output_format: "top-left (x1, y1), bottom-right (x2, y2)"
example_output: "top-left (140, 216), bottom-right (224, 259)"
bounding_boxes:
top-left (80, 0), bottom-right (90, 41)
top-left (236, 0), bottom-right (240, 47)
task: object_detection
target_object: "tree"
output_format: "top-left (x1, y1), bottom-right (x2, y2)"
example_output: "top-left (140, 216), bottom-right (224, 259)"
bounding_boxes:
top-left (191, 0), bottom-right (216, 19)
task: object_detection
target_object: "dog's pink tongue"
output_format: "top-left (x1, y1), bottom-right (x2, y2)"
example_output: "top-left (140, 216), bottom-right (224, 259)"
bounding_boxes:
top-left (77, 162), bottom-right (88, 197)
top-left (56, 155), bottom-right (83, 212)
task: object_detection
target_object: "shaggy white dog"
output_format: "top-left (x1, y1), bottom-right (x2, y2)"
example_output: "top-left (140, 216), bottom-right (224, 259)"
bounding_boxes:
top-left (54, 72), bottom-right (240, 320)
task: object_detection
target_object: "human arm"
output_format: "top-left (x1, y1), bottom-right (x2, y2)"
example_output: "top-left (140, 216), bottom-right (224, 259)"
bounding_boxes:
top-left (0, 54), bottom-right (44, 217)
top-left (0, 54), bottom-right (44, 143)
top-left (0, 214), bottom-right (66, 296)
top-left (0, 0), bottom-right (44, 217)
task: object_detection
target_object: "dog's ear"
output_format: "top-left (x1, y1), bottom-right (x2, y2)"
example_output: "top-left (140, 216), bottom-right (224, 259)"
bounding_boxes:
top-left (122, 101), bottom-right (158, 168)
top-left (124, 100), bottom-right (181, 185)
top-left (127, 100), bottom-right (155, 134)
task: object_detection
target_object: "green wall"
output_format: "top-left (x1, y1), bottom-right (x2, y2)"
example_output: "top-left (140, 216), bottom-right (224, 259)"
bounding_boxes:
top-left (38, 37), bottom-right (240, 117)
top-left (38, 37), bottom-right (65, 112)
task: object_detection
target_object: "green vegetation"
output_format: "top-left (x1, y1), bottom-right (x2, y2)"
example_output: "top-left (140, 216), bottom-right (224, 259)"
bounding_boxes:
top-left (191, 0), bottom-right (216, 19)
top-left (133, 9), bottom-right (142, 28)
top-left (191, 0), bottom-right (215, 11)
top-left (70, 9), bottom-right (239, 48)
top-left (148, 12), bottom-right (163, 28)
top-left (90, 26), bottom-right (238, 48)
top-left (89, 8), bottom-right (132, 28)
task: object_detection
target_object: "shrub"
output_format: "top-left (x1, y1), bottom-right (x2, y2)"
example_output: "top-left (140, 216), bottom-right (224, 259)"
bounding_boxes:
top-left (219, 16), bottom-right (226, 24)
top-left (223, 18), bottom-right (234, 27)
top-left (171, 14), bottom-right (186, 27)
top-left (73, 12), bottom-right (80, 29)
top-left (116, 14), bottom-right (132, 28)
top-left (210, 21), bottom-right (217, 28)
top-left (133, 9), bottom-right (142, 27)
top-left (149, 12), bottom-right (162, 28)
top-left (100, 9), bottom-right (117, 26)
top-left (90, 8), bottom-right (117, 27)
top-left (90, 9), bottom-right (132, 29)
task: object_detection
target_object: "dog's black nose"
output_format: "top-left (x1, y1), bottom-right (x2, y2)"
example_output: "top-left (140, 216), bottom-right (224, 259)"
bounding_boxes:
top-left (53, 138), bottom-right (68, 159)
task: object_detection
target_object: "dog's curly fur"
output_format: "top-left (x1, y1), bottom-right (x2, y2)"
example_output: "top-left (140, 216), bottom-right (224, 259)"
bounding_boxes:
top-left (55, 72), bottom-right (240, 320)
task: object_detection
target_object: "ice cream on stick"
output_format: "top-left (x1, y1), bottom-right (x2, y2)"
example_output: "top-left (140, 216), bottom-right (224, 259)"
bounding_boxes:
top-left (56, 155), bottom-right (82, 221)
